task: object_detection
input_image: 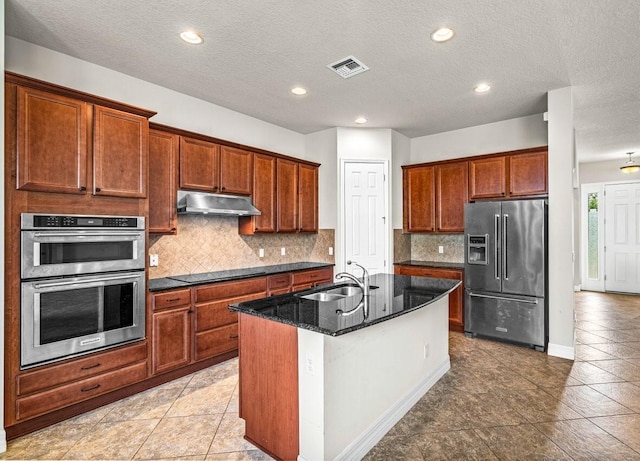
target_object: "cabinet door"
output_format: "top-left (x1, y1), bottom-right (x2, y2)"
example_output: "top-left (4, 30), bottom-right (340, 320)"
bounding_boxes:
top-left (179, 136), bottom-right (220, 192)
top-left (152, 306), bottom-right (192, 374)
top-left (403, 166), bottom-right (435, 232)
top-left (93, 106), bottom-right (148, 197)
top-left (149, 129), bottom-right (178, 233)
top-left (469, 156), bottom-right (506, 199)
top-left (277, 158), bottom-right (299, 232)
top-left (509, 151), bottom-right (547, 197)
top-left (16, 86), bottom-right (89, 194)
top-left (436, 162), bottom-right (468, 233)
top-left (219, 146), bottom-right (253, 195)
top-left (298, 163), bottom-right (318, 232)
top-left (252, 153), bottom-right (277, 233)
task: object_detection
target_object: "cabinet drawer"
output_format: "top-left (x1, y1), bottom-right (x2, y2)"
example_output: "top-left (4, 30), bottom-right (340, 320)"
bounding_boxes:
top-left (268, 273), bottom-right (291, 290)
top-left (195, 278), bottom-right (267, 302)
top-left (291, 268), bottom-right (333, 286)
top-left (196, 291), bottom-right (267, 331)
top-left (152, 288), bottom-right (192, 311)
top-left (195, 323), bottom-right (238, 361)
top-left (17, 342), bottom-right (147, 396)
top-left (16, 361), bottom-right (147, 421)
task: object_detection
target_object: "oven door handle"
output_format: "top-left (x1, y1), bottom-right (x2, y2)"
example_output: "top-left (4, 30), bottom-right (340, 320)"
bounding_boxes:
top-left (32, 232), bottom-right (143, 238)
top-left (33, 273), bottom-right (141, 288)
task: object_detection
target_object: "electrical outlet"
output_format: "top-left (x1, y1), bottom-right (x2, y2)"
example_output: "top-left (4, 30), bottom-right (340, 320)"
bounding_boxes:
top-left (329, 247), bottom-right (334, 256)
top-left (259, 248), bottom-right (264, 258)
top-left (149, 254), bottom-right (159, 267)
top-left (305, 354), bottom-right (315, 374)
top-left (438, 245), bottom-right (444, 254)
top-left (281, 247), bottom-right (286, 256)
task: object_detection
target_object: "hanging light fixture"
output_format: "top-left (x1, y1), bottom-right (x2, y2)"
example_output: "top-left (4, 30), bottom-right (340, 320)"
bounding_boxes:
top-left (620, 152), bottom-right (640, 173)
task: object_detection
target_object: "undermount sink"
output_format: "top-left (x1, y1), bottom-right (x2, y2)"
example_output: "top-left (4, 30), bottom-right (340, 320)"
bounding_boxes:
top-left (299, 292), bottom-right (347, 302)
top-left (298, 283), bottom-right (378, 302)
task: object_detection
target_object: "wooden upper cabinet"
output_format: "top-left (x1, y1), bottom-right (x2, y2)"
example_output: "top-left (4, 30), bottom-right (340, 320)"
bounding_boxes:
top-left (219, 146), bottom-right (253, 196)
top-left (403, 166), bottom-right (435, 232)
top-left (469, 156), bottom-right (506, 199)
top-left (469, 149), bottom-right (548, 199)
top-left (276, 158), bottom-right (299, 233)
top-left (509, 151), bottom-right (548, 197)
top-left (93, 106), bottom-right (148, 198)
top-left (179, 139), bottom-right (253, 195)
top-left (298, 163), bottom-right (318, 233)
top-left (239, 153), bottom-right (277, 234)
top-left (149, 129), bottom-right (179, 234)
top-left (436, 161), bottom-right (468, 233)
top-left (16, 86), bottom-right (89, 194)
top-left (179, 136), bottom-right (220, 192)
top-left (16, 86), bottom-right (149, 198)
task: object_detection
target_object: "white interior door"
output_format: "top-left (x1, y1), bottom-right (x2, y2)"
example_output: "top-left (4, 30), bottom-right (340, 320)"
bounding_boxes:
top-left (605, 182), bottom-right (640, 293)
top-left (343, 162), bottom-right (386, 275)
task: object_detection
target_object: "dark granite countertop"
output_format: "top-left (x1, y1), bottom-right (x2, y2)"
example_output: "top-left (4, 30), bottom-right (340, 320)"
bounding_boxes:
top-left (148, 262), bottom-right (334, 292)
top-left (228, 273), bottom-right (460, 336)
top-left (394, 260), bottom-right (464, 270)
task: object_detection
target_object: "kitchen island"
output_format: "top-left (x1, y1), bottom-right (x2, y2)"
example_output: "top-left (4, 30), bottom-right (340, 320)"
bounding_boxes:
top-left (229, 273), bottom-right (460, 461)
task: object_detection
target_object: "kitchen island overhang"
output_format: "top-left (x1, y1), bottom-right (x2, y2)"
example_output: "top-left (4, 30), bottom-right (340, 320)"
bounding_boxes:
top-left (229, 273), bottom-right (460, 461)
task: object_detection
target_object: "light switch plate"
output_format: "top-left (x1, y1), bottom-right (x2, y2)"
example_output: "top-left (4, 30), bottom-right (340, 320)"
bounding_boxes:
top-left (149, 254), bottom-right (159, 266)
top-left (259, 248), bottom-right (264, 258)
top-left (438, 246), bottom-right (444, 254)
top-left (281, 247), bottom-right (286, 256)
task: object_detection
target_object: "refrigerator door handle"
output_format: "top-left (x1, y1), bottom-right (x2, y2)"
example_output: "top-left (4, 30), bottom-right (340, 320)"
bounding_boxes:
top-left (503, 214), bottom-right (509, 280)
top-left (469, 292), bottom-right (539, 304)
top-left (494, 214), bottom-right (500, 280)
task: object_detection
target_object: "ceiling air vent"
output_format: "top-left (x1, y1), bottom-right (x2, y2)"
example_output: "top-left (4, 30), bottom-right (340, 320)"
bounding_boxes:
top-left (327, 55), bottom-right (369, 79)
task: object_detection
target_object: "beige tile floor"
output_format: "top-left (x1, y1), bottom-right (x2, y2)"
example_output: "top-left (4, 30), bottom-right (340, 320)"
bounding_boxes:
top-left (2, 291), bottom-right (640, 460)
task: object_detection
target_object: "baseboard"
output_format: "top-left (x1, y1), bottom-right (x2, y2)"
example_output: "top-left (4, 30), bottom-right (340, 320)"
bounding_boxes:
top-left (547, 342), bottom-right (575, 360)
top-left (332, 357), bottom-right (451, 461)
top-left (0, 429), bottom-right (7, 453)
top-left (574, 285), bottom-right (581, 292)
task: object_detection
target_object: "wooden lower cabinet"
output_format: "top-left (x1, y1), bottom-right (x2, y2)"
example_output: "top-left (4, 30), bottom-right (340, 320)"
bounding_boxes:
top-left (15, 342), bottom-right (148, 422)
top-left (194, 278), bottom-right (268, 361)
top-left (291, 267), bottom-right (334, 291)
top-left (394, 264), bottom-right (464, 331)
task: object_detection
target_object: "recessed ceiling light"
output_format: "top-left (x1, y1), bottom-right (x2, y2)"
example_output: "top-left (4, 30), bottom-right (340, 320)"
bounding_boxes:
top-left (355, 117), bottom-right (367, 124)
top-left (291, 87), bottom-right (307, 96)
top-left (180, 31), bottom-right (203, 45)
top-left (474, 83), bottom-right (491, 93)
top-left (431, 27), bottom-right (455, 43)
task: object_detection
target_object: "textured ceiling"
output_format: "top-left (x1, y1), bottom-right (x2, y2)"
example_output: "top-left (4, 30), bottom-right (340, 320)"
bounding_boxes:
top-left (6, 0), bottom-right (640, 162)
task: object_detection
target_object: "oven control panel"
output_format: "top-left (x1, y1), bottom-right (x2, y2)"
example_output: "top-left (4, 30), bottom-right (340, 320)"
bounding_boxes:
top-left (21, 213), bottom-right (144, 230)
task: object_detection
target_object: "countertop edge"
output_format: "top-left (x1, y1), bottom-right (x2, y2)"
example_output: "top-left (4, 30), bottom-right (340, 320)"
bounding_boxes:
top-left (148, 262), bottom-right (334, 292)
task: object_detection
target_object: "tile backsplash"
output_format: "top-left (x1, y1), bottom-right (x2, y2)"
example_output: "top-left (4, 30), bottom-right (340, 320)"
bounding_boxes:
top-left (410, 233), bottom-right (464, 263)
top-left (149, 215), bottom-right (334, 278)
top-left (392, 229), bottom-right (465, 263)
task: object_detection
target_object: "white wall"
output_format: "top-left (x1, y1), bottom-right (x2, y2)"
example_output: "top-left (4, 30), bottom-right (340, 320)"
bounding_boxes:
top-left (547, 87), bottom-right (576, 359)
top-left (410, 114), bottom-right (548, 163)
top-left (1, 1), bottom-right (6, 453)
top-left (305, 128), bottom-right (338, 229)
top-left (5, 37), bottom-right (305, 157)
top-left (579, 159), bottom-right (638, 184)
top-left (391, 131), bottom-right (411, 229)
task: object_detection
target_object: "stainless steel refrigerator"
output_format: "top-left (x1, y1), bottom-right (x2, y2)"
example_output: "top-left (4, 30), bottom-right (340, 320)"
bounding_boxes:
top-left (464, 199), bottom-right (547, 351)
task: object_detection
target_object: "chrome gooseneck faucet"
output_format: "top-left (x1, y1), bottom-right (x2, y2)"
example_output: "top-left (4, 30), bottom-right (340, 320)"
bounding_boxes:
top-left (335, 260), bottom-right (370, 317)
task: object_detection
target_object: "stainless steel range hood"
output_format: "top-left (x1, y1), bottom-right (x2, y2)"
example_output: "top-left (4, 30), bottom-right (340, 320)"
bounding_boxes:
top-left (177, 190), bottom-right (261, 216)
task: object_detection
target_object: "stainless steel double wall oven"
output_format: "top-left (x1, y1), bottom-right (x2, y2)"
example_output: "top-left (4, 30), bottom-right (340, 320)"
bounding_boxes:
top-left (20, 213), bottom-right (146, 368)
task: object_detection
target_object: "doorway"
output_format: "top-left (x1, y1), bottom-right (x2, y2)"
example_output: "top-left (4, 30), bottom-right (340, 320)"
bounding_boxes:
top-left (341, 161), bottom-right (388, 275)
top-left (581, 181), bottom-right (640, 294)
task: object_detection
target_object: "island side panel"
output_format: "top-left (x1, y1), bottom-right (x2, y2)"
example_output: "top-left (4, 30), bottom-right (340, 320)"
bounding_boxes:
top-left (298, 295), bottom-right (450, 461)
top-left (238, 314), bottom-right (299, 461)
